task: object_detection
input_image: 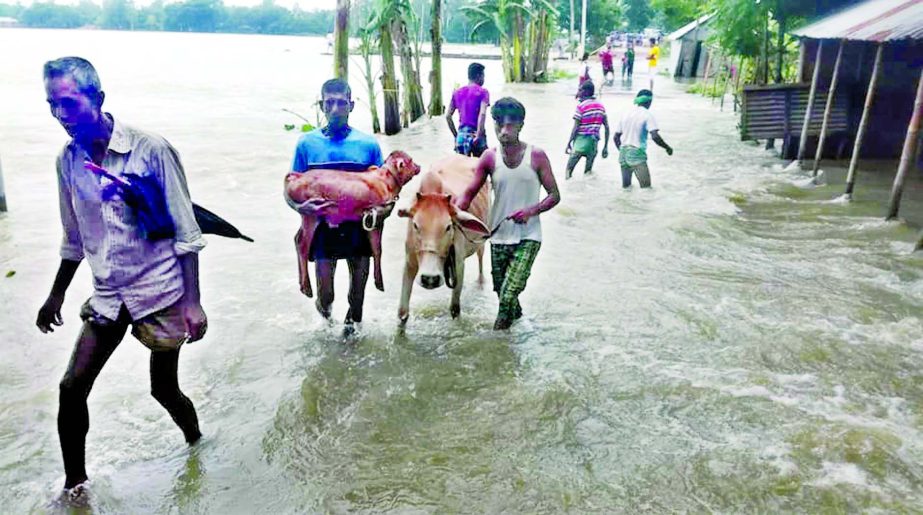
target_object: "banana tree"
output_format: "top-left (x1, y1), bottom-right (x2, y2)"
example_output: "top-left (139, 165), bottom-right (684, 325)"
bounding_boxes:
top-left (354, 20), bottom-right (382, 133)
top-left (334, 0), bottom-right (349, 80)
top-left (429, 0), bottom-right (444, 115)
top-left (367, 0), bottom-right (402, 134)
top-left (463, 0), bottom-right (557, 83)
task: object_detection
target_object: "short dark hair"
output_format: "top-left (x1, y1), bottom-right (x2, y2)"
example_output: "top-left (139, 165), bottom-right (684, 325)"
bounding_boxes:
top-left (491, 97), bottom-right (526, 123)
top-left (636, 89), bottom-right (653, 99)
top-left (579, 80), bottom-right (595, 97)
top-left (43, 56), bottom-right (102, 98)
top-left (468, 62), bottom-right (485, 81)
top-left (321, 78), bottom-right (351, 99)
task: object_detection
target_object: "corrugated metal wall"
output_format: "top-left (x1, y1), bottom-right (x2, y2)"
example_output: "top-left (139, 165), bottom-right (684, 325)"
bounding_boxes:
top-left (741, 84), bottom-right (850, 140)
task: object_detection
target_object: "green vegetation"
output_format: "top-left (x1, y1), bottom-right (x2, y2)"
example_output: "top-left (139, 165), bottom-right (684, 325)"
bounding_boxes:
top-left (1, 0), bottom-right (334, 34)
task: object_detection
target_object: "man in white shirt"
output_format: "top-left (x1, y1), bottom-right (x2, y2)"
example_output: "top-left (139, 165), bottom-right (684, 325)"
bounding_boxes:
top-left (614, 89), bottom-right (673, 188)
top-left (36, 57), bottom-right (207, 505)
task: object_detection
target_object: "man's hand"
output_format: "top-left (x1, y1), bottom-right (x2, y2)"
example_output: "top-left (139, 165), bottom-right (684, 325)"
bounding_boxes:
top-left (36, 294), bottom-right (65, 333)
top-left (294, 198), bottom-right (336, 216)
top-left (565, 143), bottom-right (573, 155)
top-left (602, 147), bottom-right (609, 159)
top-left (508, 207), bottom-right (537, 224)
top-left (665, 146), bottom-right (674, 156)
top-left (182, 302), bottom-right (208, 343)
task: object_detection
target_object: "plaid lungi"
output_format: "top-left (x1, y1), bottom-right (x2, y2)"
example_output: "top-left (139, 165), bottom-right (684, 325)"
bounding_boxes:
top-left (491, 240), bottom-right (541, 323)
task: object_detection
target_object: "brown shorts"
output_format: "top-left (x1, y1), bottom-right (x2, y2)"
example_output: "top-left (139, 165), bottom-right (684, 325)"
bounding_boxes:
top-left (80, 300), bottom-right (188, 352)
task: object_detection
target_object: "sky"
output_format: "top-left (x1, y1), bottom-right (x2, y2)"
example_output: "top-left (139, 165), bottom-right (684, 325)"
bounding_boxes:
top-left (13, 0), bottom-right (337, 9)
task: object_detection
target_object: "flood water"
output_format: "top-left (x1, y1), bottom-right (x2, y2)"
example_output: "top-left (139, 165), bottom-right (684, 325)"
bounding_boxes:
top-left (1, 28), bottom-right (922, 513)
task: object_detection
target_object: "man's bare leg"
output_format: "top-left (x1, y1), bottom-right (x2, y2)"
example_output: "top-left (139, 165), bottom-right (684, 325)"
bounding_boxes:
top-left (150, 349), bottom-right (201, 444)
top-left (345, 257), bottom-right (370, 328)
top-left (315, 259), bottom-right (336, 319)
top-left (58, 319), bottom-right (128, 489)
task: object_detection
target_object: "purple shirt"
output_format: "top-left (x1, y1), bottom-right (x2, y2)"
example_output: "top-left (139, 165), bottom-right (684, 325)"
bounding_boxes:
top-left (452, 83), bottom-right (490, 130)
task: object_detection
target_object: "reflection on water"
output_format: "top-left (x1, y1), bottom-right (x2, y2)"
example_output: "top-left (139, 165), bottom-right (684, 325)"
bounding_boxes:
top-left (0, 28), bottom-right (922, 513)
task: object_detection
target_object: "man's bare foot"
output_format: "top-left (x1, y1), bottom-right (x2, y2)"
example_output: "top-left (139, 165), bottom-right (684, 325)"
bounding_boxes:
top-left (53, 481), bottom-right (91, 508)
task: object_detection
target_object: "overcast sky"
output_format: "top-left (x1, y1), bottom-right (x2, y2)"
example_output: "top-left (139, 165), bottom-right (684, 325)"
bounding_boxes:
top-left (15, 0), bottom-right (337, 9)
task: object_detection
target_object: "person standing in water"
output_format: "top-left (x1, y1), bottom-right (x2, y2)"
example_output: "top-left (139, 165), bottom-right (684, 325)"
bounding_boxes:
top-left (37, 56), bottom-right (207, 506)
top-left (285, 78), bottom-right (387, 337)
top-left (614, 89), bottom-right (673, 188)
top-left (456, 97), bottom-right (561, 330)
top-left (446, 62), bottom-right (490, 158)
top-left (565, 80), bottom-right (609, 179)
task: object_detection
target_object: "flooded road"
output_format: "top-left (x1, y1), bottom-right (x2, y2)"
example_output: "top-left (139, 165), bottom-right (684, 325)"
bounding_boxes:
top-left (1, 28), bottom-right (922, 512)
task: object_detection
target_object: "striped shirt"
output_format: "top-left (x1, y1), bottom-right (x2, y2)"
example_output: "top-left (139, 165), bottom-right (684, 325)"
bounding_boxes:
top-left (57, 115), bottom-right (205, 320)
top-left (574, 98), bottom-right (606, 138)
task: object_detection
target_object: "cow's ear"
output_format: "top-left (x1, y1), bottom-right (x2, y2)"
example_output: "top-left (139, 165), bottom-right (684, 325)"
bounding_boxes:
top-left (453, 210), bottom-right (490, 242)
top-left (397, 208), bottom-right (413, 218)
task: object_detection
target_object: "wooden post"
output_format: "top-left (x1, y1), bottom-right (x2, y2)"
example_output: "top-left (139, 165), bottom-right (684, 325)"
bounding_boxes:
top-left (0, 153), bottom-right (6, 212)
top-left (720, 57), bottom-right (734, 111)
top-left (886, 67), bottom-right (923, 220)
top-left (797, 40), bottom-right (825, 164)
top-left (845, 43), bottom-right (883, 197)
top-left (711, 54), bottom-right (723, 105)
top-left (701, 50), bottom-right (711, 97)
top-left (733, 57), bottom-right (745, 113)
top-left (812, 39), bottom-right (845, 177)
top-left (333, 0), bottom-right (349, 80)
top-left (916, 228), bottom-right (923, 252)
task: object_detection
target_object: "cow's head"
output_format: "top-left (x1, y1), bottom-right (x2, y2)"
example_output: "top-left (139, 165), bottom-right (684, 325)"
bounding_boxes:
top-left (383, 150), bottom-right (422, 187)
top-left (398, 190), bottom-right (489, 289)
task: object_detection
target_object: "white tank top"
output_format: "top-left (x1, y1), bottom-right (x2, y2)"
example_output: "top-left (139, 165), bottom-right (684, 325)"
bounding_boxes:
top-left (490, 145), bottom-right (542, 244)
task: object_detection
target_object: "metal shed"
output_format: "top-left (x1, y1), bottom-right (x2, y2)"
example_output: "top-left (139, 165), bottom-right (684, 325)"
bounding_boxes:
top-left (667, 14), bottom-right (714, 79)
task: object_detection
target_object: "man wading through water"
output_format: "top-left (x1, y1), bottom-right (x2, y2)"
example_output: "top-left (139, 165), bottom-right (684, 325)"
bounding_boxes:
top-left (446, 62), bottom-right (490, 157)
top-left (614, 89), bottom-right (673, 188)
top-left (285, 78), bottom-right (389, 337)
top-left (565, 80), bottom-right (610, 179)
top-left (36, 57), bottom-right (206, 506)
top-left (456, 97), bottom-right (561, 330)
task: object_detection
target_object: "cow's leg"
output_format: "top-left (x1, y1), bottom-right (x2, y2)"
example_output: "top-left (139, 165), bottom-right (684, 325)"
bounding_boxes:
top-left (398, 255), bottom-right (418, 326)
top-left (296, 216), bottom-right (318, 298)
top-left (368, 229), bottom-right (385, 292)
top-left (450, 254), bottom-right (465, 319)
top-left (476, 244), bottom-right (485, 286)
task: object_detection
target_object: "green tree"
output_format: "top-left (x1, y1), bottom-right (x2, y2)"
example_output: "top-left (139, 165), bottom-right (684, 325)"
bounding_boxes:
top-left (623, 0), bottom-right (651, 31)
top-left (649, 0), bottom-right (698, 32)
top-left (101, 0), bottom-right (134, 29)
top-left (556, 0), bottom-right (620, 46)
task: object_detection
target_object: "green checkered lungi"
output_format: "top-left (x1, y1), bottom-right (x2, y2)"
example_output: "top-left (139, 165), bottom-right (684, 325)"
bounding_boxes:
top-left (491, 240), bottom-right (542, 323)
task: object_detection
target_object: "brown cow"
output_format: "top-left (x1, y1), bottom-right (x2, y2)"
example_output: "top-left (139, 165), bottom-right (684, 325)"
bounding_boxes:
top-left (285, 150), bottom-right (421, 297)
top-left (397, 154), bottom-right (491, 324)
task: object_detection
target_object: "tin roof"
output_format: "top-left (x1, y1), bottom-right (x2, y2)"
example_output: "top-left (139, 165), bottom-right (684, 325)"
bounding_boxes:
top-left (792, 0), bottom-right (923, 42)
top-left (668, 14), bottom-right (714, 42)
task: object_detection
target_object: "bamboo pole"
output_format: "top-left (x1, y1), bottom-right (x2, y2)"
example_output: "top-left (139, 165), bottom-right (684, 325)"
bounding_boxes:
top-left (720, 57), bottom-right (733, 111)
top-left (701, 50), bottom-right (711, 97)
top-left (0, 153), bottom-right (6, 212)
top-left (711, 54), bottom-right (723, 105)
top-left (845, 43), bottom-right (883, 197)
top-left (797, 40), bottom-right (825, 164)
top-left (886, 67), bottom-right (923, 220)
top-left (733, 56), bottom-right (745, 113)
top-left (812, 39), bottom-right (845, 177)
